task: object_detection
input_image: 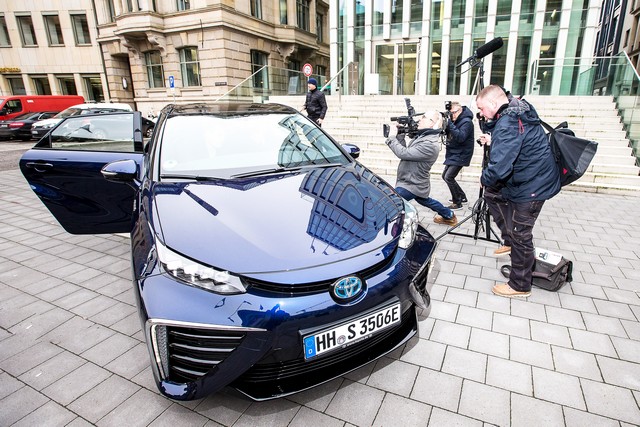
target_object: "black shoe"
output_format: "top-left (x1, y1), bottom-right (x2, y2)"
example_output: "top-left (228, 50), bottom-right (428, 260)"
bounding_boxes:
top-left (449, 198), bottom-right (468, 204)
top-left (447, 203), bottom-right (463, 210)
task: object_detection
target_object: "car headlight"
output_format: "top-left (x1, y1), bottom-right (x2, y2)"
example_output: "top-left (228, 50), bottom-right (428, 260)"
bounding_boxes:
top-left (155, 240), bottom-right (246, 294)
top-left (38, 123), bottom-right (54, 129)
top-left (398, 200), bottom-right (419, 249)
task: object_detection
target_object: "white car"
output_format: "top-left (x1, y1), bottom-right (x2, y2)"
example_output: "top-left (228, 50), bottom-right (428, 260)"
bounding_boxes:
top-left (31, 102), bottom-right (133, 139)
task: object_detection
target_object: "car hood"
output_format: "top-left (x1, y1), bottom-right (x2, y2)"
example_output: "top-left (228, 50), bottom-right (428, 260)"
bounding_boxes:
top-left (152, 165), bottom-right (405, 278)
top-left (32, 118), bottom-right (62, 128)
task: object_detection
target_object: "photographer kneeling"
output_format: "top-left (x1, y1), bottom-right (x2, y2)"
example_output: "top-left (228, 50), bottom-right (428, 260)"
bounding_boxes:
top-left (442, 102), bottom-right (475, 210)
top-left (385, 110), bottom-right (458, 226)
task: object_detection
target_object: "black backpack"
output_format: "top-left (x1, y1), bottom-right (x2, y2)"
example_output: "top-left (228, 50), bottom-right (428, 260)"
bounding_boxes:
top-left (540, 120), bottom-right (598, 187)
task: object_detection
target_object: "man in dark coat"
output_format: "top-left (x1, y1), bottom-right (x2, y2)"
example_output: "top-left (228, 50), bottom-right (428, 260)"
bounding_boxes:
top-left (476, 85), bottom-right (560, 298)
top-left (303, 78), bottom-right (327, 127)
top-left (442, 102), bottom-right (475, 209)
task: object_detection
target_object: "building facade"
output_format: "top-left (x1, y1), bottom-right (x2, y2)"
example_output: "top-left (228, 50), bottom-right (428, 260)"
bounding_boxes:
top-left (330, 0), bottom-right (602, 96)
top-left (622, 0), bottom-right (640, 72)
top-left (0, 0), bottom-right (107, 101)
top-left (93, 0), bottom-right (329, 114)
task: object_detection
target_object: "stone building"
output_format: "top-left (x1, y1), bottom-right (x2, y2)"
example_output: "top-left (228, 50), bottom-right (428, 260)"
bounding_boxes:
top-left (95, 0), bottom-right (329, 114)
top-left (0, 0), bottom-right (107, 102)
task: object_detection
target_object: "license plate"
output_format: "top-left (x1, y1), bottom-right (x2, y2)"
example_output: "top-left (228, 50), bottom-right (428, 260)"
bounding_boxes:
top-left (0, 124), bottom-right (7, 128)
top-left (303, 303), bottom-right (401, 360)
top-left (32, 130), bottom-right (38, 134)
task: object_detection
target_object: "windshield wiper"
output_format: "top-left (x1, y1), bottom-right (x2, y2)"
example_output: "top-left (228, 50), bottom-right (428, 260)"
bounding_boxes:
top-left (230, 166), bottom-right (302, 179)
top-left (160, 174), bottom-right (220, 181)
top-left (230, 163), bottom-right (344, 179)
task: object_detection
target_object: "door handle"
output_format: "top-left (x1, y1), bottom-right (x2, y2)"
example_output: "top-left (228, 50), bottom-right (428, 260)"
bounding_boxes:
top-left (25, 162), bottom-right (53, 172)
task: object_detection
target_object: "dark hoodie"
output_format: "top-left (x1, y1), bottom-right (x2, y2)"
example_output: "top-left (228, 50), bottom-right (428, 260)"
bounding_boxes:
top-left (481, 97), bottom-right (561, 202)
top-left (444, 106), bottom-right (475, 166)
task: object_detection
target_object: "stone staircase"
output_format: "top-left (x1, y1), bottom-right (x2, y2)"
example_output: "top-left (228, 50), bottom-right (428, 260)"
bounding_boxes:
top-left (269, 95), bottom-right (640, 194)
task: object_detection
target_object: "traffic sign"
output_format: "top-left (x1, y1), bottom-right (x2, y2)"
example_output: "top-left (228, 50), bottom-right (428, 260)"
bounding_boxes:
top-left (169, 75), bottom-right (175, 88)
top-left (303, 63), bottom-right (313, 77)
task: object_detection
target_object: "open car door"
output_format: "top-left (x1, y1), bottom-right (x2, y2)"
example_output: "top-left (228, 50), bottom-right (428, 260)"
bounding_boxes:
top-left (20, 112), bottom-right (145, 234)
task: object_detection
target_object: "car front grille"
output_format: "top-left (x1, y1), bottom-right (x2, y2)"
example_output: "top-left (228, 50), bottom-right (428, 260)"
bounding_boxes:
top-left (235, 305), bottom-right (415, 396)
top-left (162, 326), bottom-right (246, 383)
top-left (244, 246), bottom-right (398, 296)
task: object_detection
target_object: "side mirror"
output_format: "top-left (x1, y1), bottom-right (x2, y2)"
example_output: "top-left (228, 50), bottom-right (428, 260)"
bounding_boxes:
top-left (102, 159), bottom-right (138, 185)
top-left (342, 143), bottom-right (361, 159)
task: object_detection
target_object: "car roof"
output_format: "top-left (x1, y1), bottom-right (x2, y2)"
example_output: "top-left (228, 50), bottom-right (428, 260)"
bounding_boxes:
top-left (68, 102), bottom-right (132, 111)
top-left (161, 102), bottom-right (297, 117)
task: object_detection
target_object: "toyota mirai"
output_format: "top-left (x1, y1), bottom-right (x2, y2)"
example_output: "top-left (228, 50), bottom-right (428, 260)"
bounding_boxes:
top-left (19, 102), bottom-right (436, 401)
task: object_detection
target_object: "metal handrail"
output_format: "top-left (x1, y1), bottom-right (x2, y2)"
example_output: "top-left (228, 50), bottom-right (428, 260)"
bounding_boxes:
top-left (214, 65), bottom-right (267, 102)
top-left (320, 61), bottom-right (354, 102)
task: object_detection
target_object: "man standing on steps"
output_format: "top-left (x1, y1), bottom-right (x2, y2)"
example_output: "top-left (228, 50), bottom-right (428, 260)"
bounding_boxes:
top-left (302, 78), bottom-right (327, 127)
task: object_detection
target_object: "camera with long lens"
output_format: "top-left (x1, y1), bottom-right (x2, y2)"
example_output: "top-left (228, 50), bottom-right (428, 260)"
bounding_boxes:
top-left (439, 101), bottom-right (453, 142)
top-left (383, 98), bottom-right (423, 138)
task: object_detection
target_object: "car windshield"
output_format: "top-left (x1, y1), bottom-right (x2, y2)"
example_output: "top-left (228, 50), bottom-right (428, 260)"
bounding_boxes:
top-left (55, 108), bottom-right (82, 118)
top-left (14, 112), bottom-right (39, 120)
top-left (159, 113), bottom-right (350, 179)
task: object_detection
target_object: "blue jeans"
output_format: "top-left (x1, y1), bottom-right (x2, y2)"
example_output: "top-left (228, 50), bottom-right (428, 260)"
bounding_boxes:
top-left (395, 187), bottom-right (454, 219)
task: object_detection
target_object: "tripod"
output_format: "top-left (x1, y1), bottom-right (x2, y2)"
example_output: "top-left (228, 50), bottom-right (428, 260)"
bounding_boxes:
top-left (435, 60), bottom-right (501, 244)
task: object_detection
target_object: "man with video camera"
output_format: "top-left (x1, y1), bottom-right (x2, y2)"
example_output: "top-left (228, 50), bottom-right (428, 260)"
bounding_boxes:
top-left (442, 101), bottom-right (475, 210)
top-left (384, 110), bottom-right (458, 226)
top-left (476, 85), bottom-right (560, 298)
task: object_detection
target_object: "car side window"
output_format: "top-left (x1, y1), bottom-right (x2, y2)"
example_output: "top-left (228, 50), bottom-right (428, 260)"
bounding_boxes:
top-left (39, 113), bottom-right (138, 152)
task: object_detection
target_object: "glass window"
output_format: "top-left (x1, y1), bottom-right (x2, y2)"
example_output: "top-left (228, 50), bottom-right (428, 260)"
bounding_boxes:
top-left (410, 0), bottom-right (423, 22)
top-left (71, 14), bottom-right (91, 45)
top-left (17, 15), bottom-right (37, 46)
top-left (392, 0), bottom-right (404, 25)
top-left (7, 76), bottom-right (26, 95)
top-left (177, 0), bottom-right (190, 11)
top-left (280, 0), bottom-right (288, 24)
top-left (251, 50), bottom-right (269, 89)
top-left (44, 14), bottom-right (64, 46)
top-left (316, 14), bottom-right (324, 42)
top-left (251, 0), bottom-right (262, 19)
top-left (475, 0), bottom-right (489, 25)
top-left (145, 51), bottom-right (164, 88)
top-left (297, 0), bottom-right (310, 31)
top-left (107, 0), bottom-right (116, 22)
top-left (0, 15), bottom-right (10, 46)
top-left (58, 76), bottom-right (78, 95)
top-left (83, 75), bottom-right (105, 101)
top-left (32, 76), bottom-right (52, 95)
top-left (179, 47), bottom-right (201, 87)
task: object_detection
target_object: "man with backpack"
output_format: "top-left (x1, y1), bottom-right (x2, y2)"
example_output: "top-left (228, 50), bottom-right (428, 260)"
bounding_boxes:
top-left (476, 85), bottom-right (561, 298)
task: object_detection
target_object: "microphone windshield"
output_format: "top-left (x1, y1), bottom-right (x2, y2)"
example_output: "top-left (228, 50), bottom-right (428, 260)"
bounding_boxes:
top-left (475, 38), bottom-right (504, 60)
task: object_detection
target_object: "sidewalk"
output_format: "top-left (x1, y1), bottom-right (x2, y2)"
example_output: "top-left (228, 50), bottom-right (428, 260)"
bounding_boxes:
top-left (1, 168), bottom-right (639, 426)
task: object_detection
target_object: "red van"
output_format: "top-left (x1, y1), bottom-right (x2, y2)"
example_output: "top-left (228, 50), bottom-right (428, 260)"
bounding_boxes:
top-left (0, 95), bottom-right (85, 121)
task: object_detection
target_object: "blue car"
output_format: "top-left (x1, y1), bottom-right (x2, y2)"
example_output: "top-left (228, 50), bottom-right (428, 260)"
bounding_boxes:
top-left (19, 103), bottom-right (436, 401)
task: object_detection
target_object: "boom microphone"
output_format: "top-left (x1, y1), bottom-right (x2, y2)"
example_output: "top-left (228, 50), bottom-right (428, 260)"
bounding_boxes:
top-left (456, 37), bottom-right (504, 67)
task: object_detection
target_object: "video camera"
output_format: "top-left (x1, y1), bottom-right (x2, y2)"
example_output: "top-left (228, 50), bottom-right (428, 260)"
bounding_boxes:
top-left (383, 98), bottom-right (423, 138)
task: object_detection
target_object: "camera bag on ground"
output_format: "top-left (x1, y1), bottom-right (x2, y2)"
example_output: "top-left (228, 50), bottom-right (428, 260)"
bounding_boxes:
top-left (500, 248), bottom-right (573, 292)
top-left (539, 120), bottom-right (598, 186)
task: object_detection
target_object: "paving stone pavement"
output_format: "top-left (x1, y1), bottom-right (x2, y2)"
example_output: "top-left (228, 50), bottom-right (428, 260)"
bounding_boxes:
top-left (1, 167), bottom-right (639, 427)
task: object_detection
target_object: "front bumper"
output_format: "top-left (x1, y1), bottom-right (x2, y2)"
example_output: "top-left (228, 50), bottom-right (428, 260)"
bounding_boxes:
top-left (136, 227), bottom-right (436, 401)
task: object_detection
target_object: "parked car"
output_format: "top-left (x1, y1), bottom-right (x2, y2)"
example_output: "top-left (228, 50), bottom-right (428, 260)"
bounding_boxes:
top-left (31, 102), bottom-right (133, 139)
top-left (19, 103), bottom-right (436, 401)
top-left (0, 111), bottom-right (58, 140)
top-left (141, 116), bottom-right (155, 138)
top-left (0, 95), bottom-right (84, 121)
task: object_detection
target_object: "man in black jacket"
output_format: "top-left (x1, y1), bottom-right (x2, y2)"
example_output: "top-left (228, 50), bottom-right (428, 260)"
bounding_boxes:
top-left (442, 102), bottom-right (475, 209)
top-left (477, 85), bottom-right (560, 298)
top-left (303, 78), bottom-right (327, 127)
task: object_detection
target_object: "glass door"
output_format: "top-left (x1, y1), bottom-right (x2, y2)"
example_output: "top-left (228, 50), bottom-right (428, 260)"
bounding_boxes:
top-left (375, 42), bottom-right (418, 95)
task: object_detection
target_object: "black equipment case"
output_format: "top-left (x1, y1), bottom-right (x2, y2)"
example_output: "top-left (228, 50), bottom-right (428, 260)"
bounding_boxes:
top-left (500, 248), bottom-right (573, 292)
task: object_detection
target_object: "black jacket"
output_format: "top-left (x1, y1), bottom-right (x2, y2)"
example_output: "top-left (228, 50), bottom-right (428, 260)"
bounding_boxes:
top-left (444, 106), bottom-right (475, 166)
top-left (481, 98), bottom-right (561, 202)
top-left (304, 89), bottom-right (327, 120)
